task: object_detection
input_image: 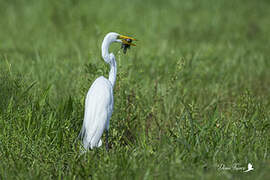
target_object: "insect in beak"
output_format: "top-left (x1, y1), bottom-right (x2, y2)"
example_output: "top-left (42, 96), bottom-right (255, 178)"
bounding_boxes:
top-left (121, 39), bottom-right (133, 54)
top-left (118, 35), bottom-right (137, 54)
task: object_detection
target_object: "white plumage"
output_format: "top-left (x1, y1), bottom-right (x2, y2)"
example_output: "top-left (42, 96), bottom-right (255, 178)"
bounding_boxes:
top-left (80, 76), bottom-right (113, 149)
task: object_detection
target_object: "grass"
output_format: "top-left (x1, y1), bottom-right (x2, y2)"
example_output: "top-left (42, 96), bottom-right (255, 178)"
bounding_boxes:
top-left (0, 0), bottom-right (270, 179)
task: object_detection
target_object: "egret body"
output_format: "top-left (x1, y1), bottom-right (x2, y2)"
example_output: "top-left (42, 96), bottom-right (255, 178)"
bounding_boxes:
top-left (79, 32), bottom-right (136, 151)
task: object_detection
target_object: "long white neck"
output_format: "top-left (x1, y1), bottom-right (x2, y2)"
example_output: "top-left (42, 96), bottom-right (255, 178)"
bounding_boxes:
top-left (101, 34), bottom-right (117, 88)
top-left (109, 55), bottom-right (117, 87)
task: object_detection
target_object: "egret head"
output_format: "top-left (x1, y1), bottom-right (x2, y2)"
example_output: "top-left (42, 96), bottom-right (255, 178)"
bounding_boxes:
top-left (103, 32), bottom-right (136, 53)
top-left (102, 32), bottom-right (137, 61)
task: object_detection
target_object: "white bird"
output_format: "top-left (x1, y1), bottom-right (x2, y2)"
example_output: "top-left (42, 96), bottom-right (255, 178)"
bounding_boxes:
top-left (244, 163), bottom-right (254, 172)
top-left (79, 32), bottom-right (136, 151)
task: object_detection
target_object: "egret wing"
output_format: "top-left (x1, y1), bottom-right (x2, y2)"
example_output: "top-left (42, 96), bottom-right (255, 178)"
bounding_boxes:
top-left (80, 77), bottom-right (113, 149)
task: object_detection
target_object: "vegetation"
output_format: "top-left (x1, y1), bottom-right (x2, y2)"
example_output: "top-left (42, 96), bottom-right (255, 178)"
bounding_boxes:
top-left (0, 0), bottom-right (269, 179)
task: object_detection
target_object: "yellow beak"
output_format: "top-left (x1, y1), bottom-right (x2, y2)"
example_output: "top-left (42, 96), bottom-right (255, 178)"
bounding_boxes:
top-left (118, 35), bottom-right (137, 46)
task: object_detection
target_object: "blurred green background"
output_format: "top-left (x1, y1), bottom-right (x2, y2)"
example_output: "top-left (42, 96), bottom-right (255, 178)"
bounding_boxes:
top-left (0, 0), bottom-right (270, 179)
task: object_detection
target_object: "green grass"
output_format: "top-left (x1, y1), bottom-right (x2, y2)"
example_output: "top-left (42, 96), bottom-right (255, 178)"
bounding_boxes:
top-left (1, 0), bottom-right (270, 179)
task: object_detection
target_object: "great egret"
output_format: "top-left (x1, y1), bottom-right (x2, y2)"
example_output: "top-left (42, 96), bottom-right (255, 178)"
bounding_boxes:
top-left (79, 32), bottom-right (136, 151)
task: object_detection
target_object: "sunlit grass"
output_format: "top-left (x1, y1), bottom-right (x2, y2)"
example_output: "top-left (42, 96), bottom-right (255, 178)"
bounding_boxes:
top-left (0, 0), bottom-right (270, 179)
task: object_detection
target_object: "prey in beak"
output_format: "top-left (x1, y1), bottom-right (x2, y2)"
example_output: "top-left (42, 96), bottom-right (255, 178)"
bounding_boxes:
top-left (118, 35), bottom-right (137, 54)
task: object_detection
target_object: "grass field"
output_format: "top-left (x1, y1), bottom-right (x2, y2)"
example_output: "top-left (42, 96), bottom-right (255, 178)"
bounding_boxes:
top-left (1, 0), bottom-right (270, 179)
